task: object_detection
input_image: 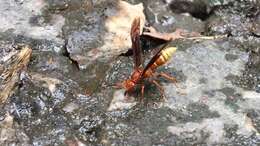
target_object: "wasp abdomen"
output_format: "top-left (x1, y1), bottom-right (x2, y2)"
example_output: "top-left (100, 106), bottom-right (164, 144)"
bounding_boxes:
top-left (151, 47), bottom-right (177, 70)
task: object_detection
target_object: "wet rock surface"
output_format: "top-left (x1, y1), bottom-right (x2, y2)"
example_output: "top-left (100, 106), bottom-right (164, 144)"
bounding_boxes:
top-left (0, 0), bottom-right (260, 145)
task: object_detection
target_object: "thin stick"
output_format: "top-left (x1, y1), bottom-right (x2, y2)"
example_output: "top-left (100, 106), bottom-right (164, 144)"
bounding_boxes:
top-left (184, 35), bottom-right (227, 40)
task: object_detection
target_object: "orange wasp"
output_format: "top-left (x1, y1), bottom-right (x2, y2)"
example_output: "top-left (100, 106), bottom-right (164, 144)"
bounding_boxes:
top-left (116, 17), bottom-right (178, 100)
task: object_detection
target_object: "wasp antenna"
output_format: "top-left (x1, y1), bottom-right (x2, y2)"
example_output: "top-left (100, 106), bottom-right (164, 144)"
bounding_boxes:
top-left (109, 82), bottom-right (123, 89)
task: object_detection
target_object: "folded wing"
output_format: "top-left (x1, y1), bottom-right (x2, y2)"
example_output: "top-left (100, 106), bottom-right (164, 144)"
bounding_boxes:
top-left (130, 17), bottom-right (142, 69)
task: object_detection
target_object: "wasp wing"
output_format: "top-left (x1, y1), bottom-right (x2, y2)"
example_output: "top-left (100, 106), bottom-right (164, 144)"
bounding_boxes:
top-left (131, 17), bottom-right (142, 68)
top-left (141, 40), bottom-right (172, 77)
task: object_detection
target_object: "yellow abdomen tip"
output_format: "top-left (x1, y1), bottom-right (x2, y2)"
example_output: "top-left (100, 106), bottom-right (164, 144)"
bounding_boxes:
top-left (161, 47), bottom-right (177, 59)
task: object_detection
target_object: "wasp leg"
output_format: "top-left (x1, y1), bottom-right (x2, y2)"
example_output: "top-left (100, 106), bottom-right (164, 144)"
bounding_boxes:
top-left (157, 72), bottom-right (178, 87)
top-left (124, 89), bottom-right (135, 101)
top-left (149, 80), bottom-right (165, 100)
top-left (124, 90), bottom-right (128, 96)
top-left (140, 84), bottom-right (145, 102)
top-left (110, 81), bottom-right (124, 89)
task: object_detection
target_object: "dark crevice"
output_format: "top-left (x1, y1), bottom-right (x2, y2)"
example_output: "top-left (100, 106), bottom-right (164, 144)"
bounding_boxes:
top-left (62, 39), bottom-right (80, 70)
top-left (118, 34), bottom-right (167, 57)
top-left (169, 1), bottom-right (216, 21)
top-left (251, 32), bottom-right (260, 38)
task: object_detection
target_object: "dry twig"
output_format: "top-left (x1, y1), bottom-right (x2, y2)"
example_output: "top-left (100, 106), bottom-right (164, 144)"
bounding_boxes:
top-left (143, 26), bottom-right (226, 41)
top-left (0, 46), bottom-right (32, 104)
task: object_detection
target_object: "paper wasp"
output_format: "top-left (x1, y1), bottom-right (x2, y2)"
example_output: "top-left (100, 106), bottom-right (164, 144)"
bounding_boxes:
top-left (115, 17), bottom-right (178, 100)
